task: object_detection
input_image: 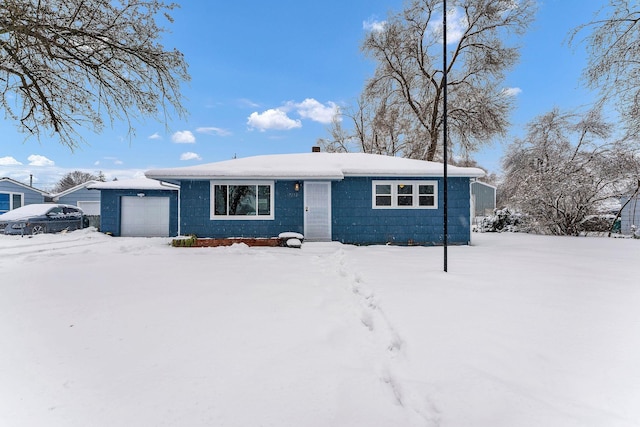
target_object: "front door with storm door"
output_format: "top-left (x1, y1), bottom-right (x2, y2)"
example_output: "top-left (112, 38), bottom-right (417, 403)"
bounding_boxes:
top-left (304, 181), bottom-right (331, 241)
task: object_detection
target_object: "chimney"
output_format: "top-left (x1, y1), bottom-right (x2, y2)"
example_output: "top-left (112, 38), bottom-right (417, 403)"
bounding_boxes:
top-left (311, 146), bottom-right (321, 153)
top-left (30, 174), bottom-right (33, 187)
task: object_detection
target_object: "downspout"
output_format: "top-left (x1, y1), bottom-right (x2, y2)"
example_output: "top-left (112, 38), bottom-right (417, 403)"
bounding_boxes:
top-left (492, 181), bottom-right (497, 212)
top-left (470, 178), bottom-right (476, 238)
top-left (159, 180), bottom-right (181, 236)
top-left (177, 186), bottom-right (181, 236)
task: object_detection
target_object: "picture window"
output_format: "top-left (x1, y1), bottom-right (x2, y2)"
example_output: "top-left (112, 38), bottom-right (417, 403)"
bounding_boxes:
top-left (211, 181), bottom-right (274, 220)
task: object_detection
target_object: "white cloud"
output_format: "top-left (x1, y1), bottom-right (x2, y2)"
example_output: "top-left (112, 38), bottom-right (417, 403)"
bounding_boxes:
top-left (446, 8), bottom-right (468, 43)
top-left (291, 98), bottom-right (340, 124)
top-left (180, 152), bottom-right (202, 161)
top-left (363, 18), bottom-right (386, 32)
top-left (97, 157), bottom-right (124, 165)
top-left (429, 7), bottom-right (469, 44)
top-left (196, 127), bottom-right (232, 137)
top-left (148, 132), bottom-right (162, 140)
top-left (28, 155), bottom-right (54, 166)
top-left (237, 98), bottom-right (260, 108)
top-left (172, 130), bottom-right (196, 144)
top-left (502, 87), bottom-right (522, 97)
top-left (247, 109), bottom-right (302, 131)
top-left (0, 156), bottom-right (22, 166)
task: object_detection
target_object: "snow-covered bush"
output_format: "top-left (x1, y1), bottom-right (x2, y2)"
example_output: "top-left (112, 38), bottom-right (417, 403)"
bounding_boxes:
top-left (478, 208), bottom-right (528, 232)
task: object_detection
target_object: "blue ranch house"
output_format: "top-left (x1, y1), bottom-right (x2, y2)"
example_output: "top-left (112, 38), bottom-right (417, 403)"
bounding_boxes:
top-left (145, 152), bottom-right (484, 245)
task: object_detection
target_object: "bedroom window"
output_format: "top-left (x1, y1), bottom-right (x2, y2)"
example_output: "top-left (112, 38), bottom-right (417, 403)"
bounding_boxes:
top-left (372, 180), bottom-right (438, 209)
top-left (211, 181), bottom-right (274, 219)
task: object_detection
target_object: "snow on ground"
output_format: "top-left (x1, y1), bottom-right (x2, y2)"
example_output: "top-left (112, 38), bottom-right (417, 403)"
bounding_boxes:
top-left (1, 229), bottom-right (639, 427)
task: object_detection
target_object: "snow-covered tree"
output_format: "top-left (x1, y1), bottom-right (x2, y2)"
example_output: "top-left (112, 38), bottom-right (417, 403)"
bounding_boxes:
top-left (500, 107), bottom-right (639, 236)
top-left (0, 0), bottom-right (189, 150)
top-left (570, 0), bottom-right (640, 137)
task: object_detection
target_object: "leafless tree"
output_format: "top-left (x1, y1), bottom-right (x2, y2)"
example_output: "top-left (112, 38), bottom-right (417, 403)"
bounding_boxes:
top-left (0, 0), bottom-right (189, 150)
top-left (53, 170), bottom-right (102, 193)
top-left (355, 0), bottom-right (535, 161)
top-left (570, 0), bottom-right (640, 136)
top-left (500, 107), bottom-right (639, 235)
top-left (318, 93), bottom-right (411, 156)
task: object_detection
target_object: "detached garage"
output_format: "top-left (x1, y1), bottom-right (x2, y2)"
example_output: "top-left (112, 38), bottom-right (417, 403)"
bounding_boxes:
top-left (89, 178), bottom-right (179, 237)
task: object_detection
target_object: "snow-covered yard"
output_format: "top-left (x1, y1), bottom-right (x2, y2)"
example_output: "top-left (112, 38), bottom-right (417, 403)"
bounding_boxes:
top-left (1, 230), bottom-right (639, 427)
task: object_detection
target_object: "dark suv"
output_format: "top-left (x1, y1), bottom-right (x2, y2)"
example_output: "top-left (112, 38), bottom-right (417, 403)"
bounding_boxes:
top-left (0, 204), bottom-right (89, 235)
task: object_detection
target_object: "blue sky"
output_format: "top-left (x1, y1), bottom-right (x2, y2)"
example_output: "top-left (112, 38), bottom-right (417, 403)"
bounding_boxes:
top-left (0, 0), bottom-right (607, 190)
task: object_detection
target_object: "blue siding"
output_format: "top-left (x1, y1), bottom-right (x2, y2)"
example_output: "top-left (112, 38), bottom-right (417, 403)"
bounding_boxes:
top-left (99, 189), bottom-right (179, 236)
top-left (180, 180), bottom-right (304, 238)
top-left (331, 177), bottom-right (471, 245)
top-left (177, 177), bottom-right (472, 245)
top-left (57, 187), bottom-right (101, 205)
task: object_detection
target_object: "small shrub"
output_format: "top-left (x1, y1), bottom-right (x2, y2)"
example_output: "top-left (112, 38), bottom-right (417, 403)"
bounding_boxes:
top-left (172, 235), bottom-right (198, 247)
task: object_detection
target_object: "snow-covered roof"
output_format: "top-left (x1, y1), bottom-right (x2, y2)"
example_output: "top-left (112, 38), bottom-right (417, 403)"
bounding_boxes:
top-left (145, 153), bottom-right (485, 180)
top-left (87, 177), bottom-right (179, 191)
top-left (471, 180), bottom-right (497, 190)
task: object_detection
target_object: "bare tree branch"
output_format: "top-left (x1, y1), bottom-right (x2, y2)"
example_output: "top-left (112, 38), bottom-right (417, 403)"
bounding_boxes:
top-left (569, 0), bottom-right (640, 136)
top-left (0, 0), bottom-right (190, 150)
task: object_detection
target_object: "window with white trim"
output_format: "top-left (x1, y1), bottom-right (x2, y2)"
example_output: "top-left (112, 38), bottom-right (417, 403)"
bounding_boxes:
top-left (372, 180), bottom-right (438, 209)
top-left (0, 192), bottom-right (23, 213)
top-left (12, 194), bottom-right (23, 210)
top-left (210, 181), bottom-right (274, 220)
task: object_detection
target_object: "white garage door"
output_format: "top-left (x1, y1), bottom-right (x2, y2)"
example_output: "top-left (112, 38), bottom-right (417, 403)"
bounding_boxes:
top-left (121, 196), bottom-right (170, 237)
top-left (77, 201), bottom-right (101, 216)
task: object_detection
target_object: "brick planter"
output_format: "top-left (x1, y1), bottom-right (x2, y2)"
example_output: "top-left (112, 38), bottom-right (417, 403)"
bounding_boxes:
top-left (173, 237), bottom-right (284, 247)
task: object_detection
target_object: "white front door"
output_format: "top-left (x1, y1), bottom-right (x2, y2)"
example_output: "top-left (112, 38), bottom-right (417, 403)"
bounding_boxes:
top-left (304, 182), bottom-right (331, 241)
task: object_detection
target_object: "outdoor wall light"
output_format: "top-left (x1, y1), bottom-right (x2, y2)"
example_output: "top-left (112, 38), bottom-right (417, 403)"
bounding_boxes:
top-left (137, 193), bottom-right (145, 197)
top-left (294, 182), bottom-right (300, 192)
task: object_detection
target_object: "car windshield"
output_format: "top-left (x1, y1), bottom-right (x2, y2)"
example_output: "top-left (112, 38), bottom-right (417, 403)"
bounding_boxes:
top-left (0, 204), bottom-right (64, 221)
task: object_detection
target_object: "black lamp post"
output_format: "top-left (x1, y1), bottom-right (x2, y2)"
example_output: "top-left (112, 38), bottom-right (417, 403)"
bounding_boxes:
top-left (443, 0), bottom-right (449, 272)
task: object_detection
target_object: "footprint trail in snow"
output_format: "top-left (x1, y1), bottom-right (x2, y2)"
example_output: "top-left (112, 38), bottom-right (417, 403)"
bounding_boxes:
top-left (317, 247), bottom-right (438, 426)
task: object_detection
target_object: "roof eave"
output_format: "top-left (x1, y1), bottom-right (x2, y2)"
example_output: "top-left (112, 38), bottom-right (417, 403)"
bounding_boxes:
top-left (0, 177), bottom-right (51, 196)
top-left (145, 173), bottom-right (345, 181)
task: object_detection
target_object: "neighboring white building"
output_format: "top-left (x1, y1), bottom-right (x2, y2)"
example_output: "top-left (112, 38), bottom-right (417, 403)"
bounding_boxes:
top-left (470, 180), bottom-right (496, 217)
top-left (620, 194), bottom-right (640, 235)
